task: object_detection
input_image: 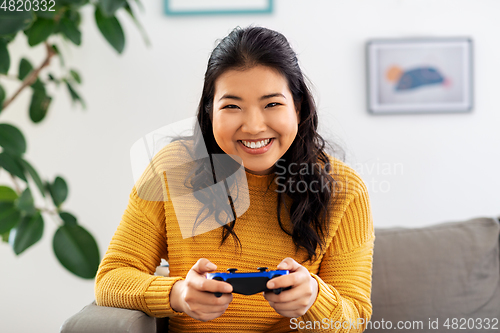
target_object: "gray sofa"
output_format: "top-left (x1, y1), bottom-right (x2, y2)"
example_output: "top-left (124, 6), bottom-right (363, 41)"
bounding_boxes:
top-left (61, 216), bottom-right (500, 333)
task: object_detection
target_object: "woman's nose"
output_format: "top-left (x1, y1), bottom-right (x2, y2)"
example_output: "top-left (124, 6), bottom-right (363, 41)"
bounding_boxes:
top-left (241, 108), bottom-right (266, 134)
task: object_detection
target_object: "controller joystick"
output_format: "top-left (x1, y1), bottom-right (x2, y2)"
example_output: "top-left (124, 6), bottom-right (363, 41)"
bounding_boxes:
top-left (207, 267), bottom-right (291, 297)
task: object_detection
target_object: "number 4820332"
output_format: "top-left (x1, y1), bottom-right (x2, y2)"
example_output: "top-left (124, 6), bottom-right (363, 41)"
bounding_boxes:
top-left (0, 0), bottom-right (56, 12)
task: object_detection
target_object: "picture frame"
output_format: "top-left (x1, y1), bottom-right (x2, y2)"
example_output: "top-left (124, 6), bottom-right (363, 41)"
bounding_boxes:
top-left (366, 38), bottom-right (473, 114)
top-left (164, 0), bottom-right (274, 16)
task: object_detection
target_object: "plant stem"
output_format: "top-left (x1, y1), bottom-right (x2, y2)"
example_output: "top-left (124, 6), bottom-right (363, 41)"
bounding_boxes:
top-left (38, 207), bottom-right (63, 227)
top-left (9, 173), bottom-right (22, 195)
top-left (8, 172), bottom-right (62, 224)
top-left (2, 42), bottom-right (57, 111)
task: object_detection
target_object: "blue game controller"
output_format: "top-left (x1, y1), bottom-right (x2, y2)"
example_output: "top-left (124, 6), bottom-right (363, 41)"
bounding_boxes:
top-left (206, 267), bottom-right (291, 297)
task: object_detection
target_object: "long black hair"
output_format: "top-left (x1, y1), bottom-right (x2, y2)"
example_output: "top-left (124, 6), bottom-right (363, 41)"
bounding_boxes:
top-left (177, 26), bottom-right (344, 262)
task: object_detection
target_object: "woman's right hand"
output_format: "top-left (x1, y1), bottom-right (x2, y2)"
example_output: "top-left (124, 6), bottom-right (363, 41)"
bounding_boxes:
top-left (170, 258), bottom-right (233, 322)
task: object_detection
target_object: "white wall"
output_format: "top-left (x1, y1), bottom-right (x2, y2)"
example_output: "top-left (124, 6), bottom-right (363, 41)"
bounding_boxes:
top-left (1, 0), bottom-right (499, 332)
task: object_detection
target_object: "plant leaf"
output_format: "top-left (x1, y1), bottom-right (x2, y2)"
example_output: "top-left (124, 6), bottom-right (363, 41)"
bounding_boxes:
top-left (51, 44), bottom-right (65, 67)
top-left (57, 0), bottom-right (88, 7)
top-left (18, 58), bottom-right (34, 81)
top-left (0, 152), bottom-right (27, 182)
top-left (64, 8), bottom-right (82, 26)
top-left (0, 84), bottom-right (5, 114)
top-left (0, 10), bottom-right (34, 35)
top-left (29, 89), bottom-right (52, 123)
top-left (1, 33), bottom-right (17, 44)
top-left (99, 0), bottom-right (127, 17)
top-left (30, 78), bottom-right (46, 94)
top-left (69, 69), bottom-right (81, 84)
top-left (95, 7), bottom-right (125, 54)
top-left (48, 73), bottom-right (56, 81)
top-left (34, 8), bottom-right (58, 20)
top-left (0, 202), bottom-right (21, 234)
top-left (11, 213), bottom-right (44, 255)
top-left (15, 188), bottom-right (37, 215)
top-left (0, 124), bottom-right (26, 156)
top-left (131, 0), bottom-right (144, 12)
top-left (18, 159), bottom-right (46, 198)
top-left (1, 230), bottom-right (10, 243)
top-left (53, 224), bottom-right (100, 279)
top-left (59, 211), bottom-right (77, 226)
top-left (25, 18), bottom-right (56, 47)
top-left (0, 39), bottom-right (10, 75)
top-left (47, 73), bottom-right (61, 87)
top-left (124, 2), bottom-right (150, 47)
top-left (0, 186), bottom-right (18, 202)
top-left (49, 176), bottom-right (68, 207)
top-left (59, 18), bottom-right (81, 46)
top-left (66, 82), bottom-right (86, 109)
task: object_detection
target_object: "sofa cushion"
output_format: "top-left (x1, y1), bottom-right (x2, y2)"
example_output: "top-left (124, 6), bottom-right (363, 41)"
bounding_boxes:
top-left (367, 217), bottom-right (500, 333)
top-left (60, 301), bottom-right (158, 333)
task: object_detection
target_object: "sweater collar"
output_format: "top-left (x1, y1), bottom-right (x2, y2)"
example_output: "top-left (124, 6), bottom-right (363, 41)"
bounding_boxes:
top-left (244, 169), bottom-right (276, 188)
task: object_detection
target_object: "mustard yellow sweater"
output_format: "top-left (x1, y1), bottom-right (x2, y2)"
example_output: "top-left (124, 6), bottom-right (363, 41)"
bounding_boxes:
top-left (95, 141), bottom-right (375, 332)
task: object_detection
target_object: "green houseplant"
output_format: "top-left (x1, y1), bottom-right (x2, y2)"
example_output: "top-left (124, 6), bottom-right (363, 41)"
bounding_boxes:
top-left (0, 0), bottom-right (148, 279)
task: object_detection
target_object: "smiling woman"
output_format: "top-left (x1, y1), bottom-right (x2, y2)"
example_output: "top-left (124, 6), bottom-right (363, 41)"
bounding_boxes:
top-left (95, 26), bottom-right (375, 333)
top-left (212, 65), bottom-right (300, 175)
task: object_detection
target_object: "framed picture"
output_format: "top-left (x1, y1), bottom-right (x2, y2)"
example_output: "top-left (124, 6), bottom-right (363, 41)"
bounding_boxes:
top-left (164, 0), bottom-right (274, 16)
top-left (366, 38), bottom-right (473, 114)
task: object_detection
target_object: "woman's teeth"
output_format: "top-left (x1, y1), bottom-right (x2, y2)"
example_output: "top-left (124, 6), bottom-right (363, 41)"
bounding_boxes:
top-left (240, 138), bottom-right (271, 149)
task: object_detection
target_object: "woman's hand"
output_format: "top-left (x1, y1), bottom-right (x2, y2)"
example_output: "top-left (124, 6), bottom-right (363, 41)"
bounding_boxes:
top-left (264, 257), bottom-right (319, 318)
top-left (170, 258), bottom-right (233, 322)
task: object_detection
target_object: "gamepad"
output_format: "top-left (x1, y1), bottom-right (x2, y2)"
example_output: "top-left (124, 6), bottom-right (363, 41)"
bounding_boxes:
top-left (206, 267), bottom-right (291, 297)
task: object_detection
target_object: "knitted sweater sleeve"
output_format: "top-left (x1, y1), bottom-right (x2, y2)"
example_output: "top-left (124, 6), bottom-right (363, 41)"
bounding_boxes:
top-left (296, 171), bottom-right (375, 332)
top-left (94, 183), bottom-right (184, 318)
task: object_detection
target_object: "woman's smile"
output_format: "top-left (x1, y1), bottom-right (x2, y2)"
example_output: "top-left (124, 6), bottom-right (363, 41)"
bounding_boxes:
top-left (237, 138), bottom-right (274, 155)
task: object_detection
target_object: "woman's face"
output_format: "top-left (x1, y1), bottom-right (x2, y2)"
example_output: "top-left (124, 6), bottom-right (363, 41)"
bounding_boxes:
top-left (212, 65), bottom-right (300, 175)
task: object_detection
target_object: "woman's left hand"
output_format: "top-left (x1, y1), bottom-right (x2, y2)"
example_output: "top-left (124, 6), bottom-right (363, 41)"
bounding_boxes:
top-left (264, 257), bottom-right (319, 318)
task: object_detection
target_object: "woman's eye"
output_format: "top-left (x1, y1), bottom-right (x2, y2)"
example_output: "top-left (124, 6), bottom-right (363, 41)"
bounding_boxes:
top-left (222, 104), bottom-right (239, 109)
top-left (266, 102), bottom-right (281, 108)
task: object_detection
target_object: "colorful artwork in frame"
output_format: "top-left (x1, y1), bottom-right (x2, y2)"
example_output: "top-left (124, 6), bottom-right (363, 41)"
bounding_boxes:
top-left (164, 0), bottom-right (274, 16)
top-left (366, 38), bottom-right (473, 114)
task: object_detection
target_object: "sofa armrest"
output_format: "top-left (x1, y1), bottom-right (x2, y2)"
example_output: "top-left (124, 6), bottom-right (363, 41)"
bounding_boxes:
top-left (60, 301), bottom-right (164, 333)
